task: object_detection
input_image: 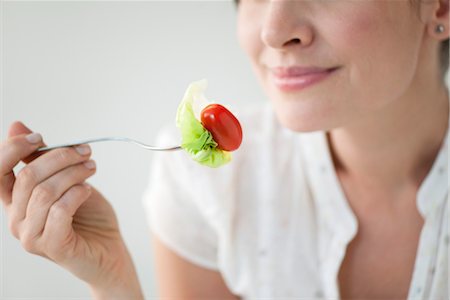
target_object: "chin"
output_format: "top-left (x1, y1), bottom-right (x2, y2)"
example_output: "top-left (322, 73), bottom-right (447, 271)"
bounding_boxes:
top-left (272, 106), bottom-right (325, 132)
top-left (271, 96), bottom-right (339, 133)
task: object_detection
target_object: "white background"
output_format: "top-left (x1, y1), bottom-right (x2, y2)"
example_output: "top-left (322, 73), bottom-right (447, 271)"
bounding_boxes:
top-left (1, 1), bottom-right (264, 298)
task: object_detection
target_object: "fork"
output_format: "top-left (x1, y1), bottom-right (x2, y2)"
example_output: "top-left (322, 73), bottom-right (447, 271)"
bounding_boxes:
top-left (36, 137), bottom-right (182, 152)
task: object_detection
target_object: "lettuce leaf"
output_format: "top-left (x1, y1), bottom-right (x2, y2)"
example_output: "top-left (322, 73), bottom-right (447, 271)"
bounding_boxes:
top-left (176, 79), bottom-right (231, 168)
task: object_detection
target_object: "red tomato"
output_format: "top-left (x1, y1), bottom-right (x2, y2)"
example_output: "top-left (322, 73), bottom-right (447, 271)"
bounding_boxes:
top-left (200, 104), bottom-right (243, 151)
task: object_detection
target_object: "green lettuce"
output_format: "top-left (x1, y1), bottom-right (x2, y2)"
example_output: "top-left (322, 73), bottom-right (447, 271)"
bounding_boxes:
top-left (176, 79), bottom-right (231, 168)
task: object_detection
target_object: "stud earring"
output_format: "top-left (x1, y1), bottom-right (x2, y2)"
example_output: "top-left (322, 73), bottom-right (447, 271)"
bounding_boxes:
top-left (435, 24), bottom-right (445, 34)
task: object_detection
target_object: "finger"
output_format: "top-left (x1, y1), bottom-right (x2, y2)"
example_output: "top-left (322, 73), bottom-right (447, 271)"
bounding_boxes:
top-left (41, 183), bottom-right (92, 261)
top-left (2, 121), bottom-right (51, 209)
top-left (9, 144), bottom-right (92, 224)
top-left (17, 159), bottom-right (96, 240)
top-left (20, 183), bottom-right (92, 258)
top-left (0, 132), bottom-right (45, 206)
top-left (8, 121), bottom-right (34, 137)
top-left (7, 121), bottom-right (48, 164)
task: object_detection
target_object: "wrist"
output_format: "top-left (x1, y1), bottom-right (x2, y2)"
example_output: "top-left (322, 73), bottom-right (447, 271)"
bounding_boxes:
top-left (89, 243), bottom-right (144, 300)
top-left (90, 280), bottom-right (144, 300)
top-left (89, 266), bottom-right (144, 300)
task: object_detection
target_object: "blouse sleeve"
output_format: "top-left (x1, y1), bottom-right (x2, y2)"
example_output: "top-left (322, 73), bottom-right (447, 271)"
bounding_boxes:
top-left (142, 127), bottom-right (219, 270)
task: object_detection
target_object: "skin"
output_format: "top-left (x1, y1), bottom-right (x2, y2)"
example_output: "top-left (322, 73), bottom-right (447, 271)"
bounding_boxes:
top-left (1, 0), bottom-right (448, 299)
top-left (237, 0), bottom-right (449, 299)
top-left (155, 0), bottom-right (449, 298)
top-left (0, 122), bottom-right (144, 299)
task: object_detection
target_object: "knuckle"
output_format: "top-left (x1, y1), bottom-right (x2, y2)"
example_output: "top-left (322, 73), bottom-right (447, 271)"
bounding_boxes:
top-left (20, 234), bottom-right (39, 254)
top-left (70, 184), bottom-right (90, 199)
top-left (32, 184), bottom-right (54, 204)
top-left (65, 184), bottom-right (88, 201)
top-left (7, 218), bottom-right (20, 239)
top-left (65, 183), bottom-right (80, 194)
top-left (16, 166), bottom-right (37, 188)
top-left (54, 148), bottom-right (75, 163)
top-left (72, 165), bottom-right (94, 182)
top-left (48, 201), bottom-right (69, 220)
top-left (51, 200), bottom-right (70, 216)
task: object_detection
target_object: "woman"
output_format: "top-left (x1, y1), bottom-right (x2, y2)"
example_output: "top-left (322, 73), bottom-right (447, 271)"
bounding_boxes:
top-left (1, 0), bottom-right (448, 299)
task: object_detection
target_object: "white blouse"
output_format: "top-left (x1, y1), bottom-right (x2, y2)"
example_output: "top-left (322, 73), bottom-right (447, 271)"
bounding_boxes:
top-left (143, 103), bottom-right (449, 299)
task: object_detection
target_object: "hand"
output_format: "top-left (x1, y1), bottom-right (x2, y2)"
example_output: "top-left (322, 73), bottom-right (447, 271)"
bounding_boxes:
top-left (0, 121), bottom-right (143, 299)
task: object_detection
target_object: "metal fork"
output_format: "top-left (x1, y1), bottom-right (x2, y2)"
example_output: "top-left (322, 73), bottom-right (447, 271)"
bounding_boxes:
top-left (36, 137), bottom-right (182, 152)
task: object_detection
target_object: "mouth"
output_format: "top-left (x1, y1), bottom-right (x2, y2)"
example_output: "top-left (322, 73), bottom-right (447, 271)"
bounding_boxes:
top-left (269, 66), bottom-right (340, 92)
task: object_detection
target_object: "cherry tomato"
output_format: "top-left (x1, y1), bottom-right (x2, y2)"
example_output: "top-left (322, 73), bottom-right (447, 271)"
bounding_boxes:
top-left (200, 104), bottom-right (243, 151)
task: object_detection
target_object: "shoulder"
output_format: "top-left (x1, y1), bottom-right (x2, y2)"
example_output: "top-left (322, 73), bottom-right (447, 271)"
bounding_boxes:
top-left (145, 103), bottom-right (323, 295)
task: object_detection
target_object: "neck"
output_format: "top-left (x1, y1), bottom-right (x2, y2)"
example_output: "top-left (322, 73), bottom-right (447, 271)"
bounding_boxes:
top-left (328, 77), bottom-right (449, 192)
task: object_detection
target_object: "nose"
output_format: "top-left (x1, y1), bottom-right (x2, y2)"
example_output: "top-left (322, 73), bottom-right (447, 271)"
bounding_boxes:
top-left (260, 0), bottom-right (314, 50)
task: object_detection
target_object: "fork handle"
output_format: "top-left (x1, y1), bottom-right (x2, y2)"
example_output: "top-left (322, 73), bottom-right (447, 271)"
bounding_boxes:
top-left (36, 137), bottom-right (115, 152)
top-left (36, 137), bottom-right (182, 152)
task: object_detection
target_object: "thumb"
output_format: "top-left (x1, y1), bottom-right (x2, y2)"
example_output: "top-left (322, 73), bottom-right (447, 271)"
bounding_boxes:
top-left (8, 121), bottom-right (47, 164)
top-left (8, 121), bottom-right (33, 138)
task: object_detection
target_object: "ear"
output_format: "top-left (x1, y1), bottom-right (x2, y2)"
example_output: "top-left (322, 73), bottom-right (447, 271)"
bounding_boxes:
top-left (427, 0), bottom-right (449, 41)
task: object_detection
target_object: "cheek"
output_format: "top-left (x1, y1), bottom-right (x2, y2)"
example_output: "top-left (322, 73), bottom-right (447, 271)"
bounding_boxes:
top-left (237, 9), bottom-right (271, 101)
top-left (327, 1), bottom-right (406, 54)
top-left (237, 11), bottom-right (257, 58)
top-left (328, 4), bottom-right (387, 72)
top-left (328, 9), bottom-right (386, 105)
top-left (237, 9), bottom-right (264, 72)
top-left (325, 3), bottom-right (422, 108)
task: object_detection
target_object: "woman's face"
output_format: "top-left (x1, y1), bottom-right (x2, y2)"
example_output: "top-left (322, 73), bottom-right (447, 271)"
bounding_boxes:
top-left (237, 0), bottom-right (434, 131)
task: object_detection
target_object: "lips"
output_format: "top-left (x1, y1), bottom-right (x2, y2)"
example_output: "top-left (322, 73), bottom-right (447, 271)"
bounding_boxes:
top-left (270, 66), bottom-right (340, 92)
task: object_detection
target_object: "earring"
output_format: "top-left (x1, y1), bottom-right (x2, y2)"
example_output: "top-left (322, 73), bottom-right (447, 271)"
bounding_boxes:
top-left (435, 24), bottom-right (445, 34)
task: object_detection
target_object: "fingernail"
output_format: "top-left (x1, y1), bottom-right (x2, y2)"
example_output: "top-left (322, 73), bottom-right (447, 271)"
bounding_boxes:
top-left (25, 133), bottom-right (42, 144)
top-left (83, 160), bottom-right (96, 169)
top-left (75, 145), bottom-right (91, 155)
